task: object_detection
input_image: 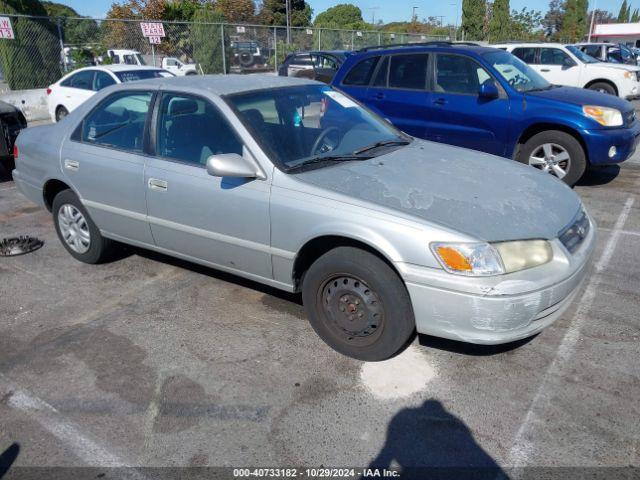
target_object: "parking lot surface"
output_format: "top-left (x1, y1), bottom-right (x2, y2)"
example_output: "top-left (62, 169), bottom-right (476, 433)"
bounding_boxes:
top-left (1, 114), bottom-right (639, 477)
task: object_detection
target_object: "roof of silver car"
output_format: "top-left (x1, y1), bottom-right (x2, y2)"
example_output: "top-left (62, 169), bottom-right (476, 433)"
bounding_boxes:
top-left (135, 74), bottom-right (319, 96)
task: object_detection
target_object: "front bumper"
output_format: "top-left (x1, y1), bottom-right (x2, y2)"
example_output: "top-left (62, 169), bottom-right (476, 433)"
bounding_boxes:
top-left (398, 214), bottom-right (597, 344)
top-left (582, 121), bottom-right (640, 165)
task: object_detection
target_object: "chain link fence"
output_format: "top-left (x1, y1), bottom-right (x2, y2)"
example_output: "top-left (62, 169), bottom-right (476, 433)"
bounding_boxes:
top-left (0, 13), bottom-right (451, 91)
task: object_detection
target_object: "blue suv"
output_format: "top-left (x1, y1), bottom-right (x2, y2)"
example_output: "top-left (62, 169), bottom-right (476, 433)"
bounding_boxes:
top-left (332, 43), bottom-right (640, 185)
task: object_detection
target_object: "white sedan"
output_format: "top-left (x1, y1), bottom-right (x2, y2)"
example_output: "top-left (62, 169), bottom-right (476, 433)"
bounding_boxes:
top-left (46, 65), bottom-right (174, 122)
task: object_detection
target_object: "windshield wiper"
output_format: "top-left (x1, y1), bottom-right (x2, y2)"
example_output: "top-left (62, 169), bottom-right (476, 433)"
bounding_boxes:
top-left (352, 139), bottom-right (411, 155)
top-left (288, 154), bottom-right (374, 172)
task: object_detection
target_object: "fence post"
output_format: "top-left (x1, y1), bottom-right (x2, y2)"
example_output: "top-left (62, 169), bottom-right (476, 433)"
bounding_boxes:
top-left (220, 23), bottom-right (226, 74)
top-left (378, 32), bottom-right (381, 45)
top-left (273, 27), bottom-right (277, 74)
top-left (318, 28), bottom-right (321, 50)
top-left (351, 30), bottom-right (354, 50)
top-left (56, 18), bottom-right (68, 73)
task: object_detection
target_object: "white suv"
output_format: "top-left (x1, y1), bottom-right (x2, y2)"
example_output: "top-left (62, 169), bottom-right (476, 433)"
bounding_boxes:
top-left (494, 43), bottom-right (640, 99)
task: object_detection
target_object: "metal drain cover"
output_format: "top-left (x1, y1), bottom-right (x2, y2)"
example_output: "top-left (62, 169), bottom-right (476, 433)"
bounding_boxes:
top-left (0, 236), bottom-right (44, 256)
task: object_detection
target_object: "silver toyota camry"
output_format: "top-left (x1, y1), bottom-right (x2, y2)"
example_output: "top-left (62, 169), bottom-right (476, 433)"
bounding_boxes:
top-left (13, 75), bottom-right (596, 361)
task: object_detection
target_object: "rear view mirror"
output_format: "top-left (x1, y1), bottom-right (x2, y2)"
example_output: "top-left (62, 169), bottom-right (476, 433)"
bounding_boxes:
top-left (479, 80), bottom-right (500, 99)
top-left (206, 153), bottom-right (265, 179)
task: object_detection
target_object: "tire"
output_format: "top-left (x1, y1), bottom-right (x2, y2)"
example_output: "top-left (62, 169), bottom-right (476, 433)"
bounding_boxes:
top-left (185, 70), bottom-right (197, 76)
top-left (52, 189), bottom-right (114, 264)
top-left (588, 82), bottom-right (616, 96)
top-left (301, 247), bottom-right (415, 361)
top-left (516, 130), bottom-right (586, 186)
top-left (55, 106), bottom-right (69, 122)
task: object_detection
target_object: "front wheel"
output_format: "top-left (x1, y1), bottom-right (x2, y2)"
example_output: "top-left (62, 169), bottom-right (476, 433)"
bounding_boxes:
top-left (516, 130), bottom-right (586, 186)
top-left (55, 106), bottom-right (69, 122)
top-left (302, 247), bottom-right (415, 361)
top-left (587, 82), bottom-right (616, 96)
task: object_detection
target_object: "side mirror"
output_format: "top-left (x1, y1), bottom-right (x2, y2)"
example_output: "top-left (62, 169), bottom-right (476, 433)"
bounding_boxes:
top-left (479, 80), bottom-right (500, 99)
top-left (206, 153), bottom-right (264, 179)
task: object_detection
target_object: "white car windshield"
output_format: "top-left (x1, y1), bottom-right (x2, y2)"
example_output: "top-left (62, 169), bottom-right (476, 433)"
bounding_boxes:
top-left (566, 46), bottom-right (599, 64)
top-left (226, 84), bottom-right (410, 172)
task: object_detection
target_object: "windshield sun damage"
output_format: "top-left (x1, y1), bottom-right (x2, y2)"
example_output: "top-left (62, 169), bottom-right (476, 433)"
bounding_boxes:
top-left (483, 51), bottom-right (552, 92)
top-left (225, 85), bottom-right (410, 172)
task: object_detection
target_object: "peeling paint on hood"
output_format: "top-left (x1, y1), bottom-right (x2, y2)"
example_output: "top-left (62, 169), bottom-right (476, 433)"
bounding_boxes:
top-left (293, 139), bottom-right (582, 242)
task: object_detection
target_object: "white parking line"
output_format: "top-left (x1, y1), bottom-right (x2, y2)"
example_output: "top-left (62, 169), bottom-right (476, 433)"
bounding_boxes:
top-left (599, 227), bottom-right (640, 238)
top-left (0, 375), bottom-right (145, 477)
top-left (506, 195), bottom-right (635, 469)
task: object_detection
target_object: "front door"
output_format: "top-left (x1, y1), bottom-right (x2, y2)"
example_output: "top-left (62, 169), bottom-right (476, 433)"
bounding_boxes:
top-left (144, 92), bottom-right (272, 280)
top-left (427, 53), bottom-right (510, 156)
top-left (535, 47), bottom-right (579, 87)
top-left (60, 89), bottom-right (155, 244)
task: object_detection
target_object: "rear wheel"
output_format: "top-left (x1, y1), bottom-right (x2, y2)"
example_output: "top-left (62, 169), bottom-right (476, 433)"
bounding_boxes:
top-left (517, 130), bottom-right (586, 186)
top-left (55, 106), bottom-right (69, 122)
top-left (588, 82), bottom-right (616, 96)
top-left (302, 247), bottom-right (415, 361)
top-left (52, 189), bottom-right (114, 264)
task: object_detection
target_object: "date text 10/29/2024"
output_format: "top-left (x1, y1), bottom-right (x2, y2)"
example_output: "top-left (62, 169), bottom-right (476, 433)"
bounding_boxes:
top-left (233, 468), bottom-right (400, 478)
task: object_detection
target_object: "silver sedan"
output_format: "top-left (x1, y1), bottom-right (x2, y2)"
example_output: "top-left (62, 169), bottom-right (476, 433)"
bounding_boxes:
top-left (13, 75), bottom-right (596, 361)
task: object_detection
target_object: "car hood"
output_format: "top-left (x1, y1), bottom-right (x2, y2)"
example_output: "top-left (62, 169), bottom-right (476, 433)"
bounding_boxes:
top-left (293, 140), bottom-right (581, 242)
top-left (588, 62), bottom-right (639, 72)
top-left (525, 85), bottom-right (633, 111)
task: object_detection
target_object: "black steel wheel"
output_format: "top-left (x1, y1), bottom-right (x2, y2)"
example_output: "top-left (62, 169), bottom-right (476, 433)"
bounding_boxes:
top-left (302, 246), bottom-right (415, 361)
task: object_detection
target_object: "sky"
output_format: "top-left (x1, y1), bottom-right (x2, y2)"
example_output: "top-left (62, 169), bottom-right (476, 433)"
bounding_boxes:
top-left (55, 0), bottom-right (621, 24)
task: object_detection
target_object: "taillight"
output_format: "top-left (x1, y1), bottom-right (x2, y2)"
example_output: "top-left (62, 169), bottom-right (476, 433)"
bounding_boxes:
top-left (12, 144), bottom-right (18, 158)
top-left (46, 88), bottom-right (52, 95)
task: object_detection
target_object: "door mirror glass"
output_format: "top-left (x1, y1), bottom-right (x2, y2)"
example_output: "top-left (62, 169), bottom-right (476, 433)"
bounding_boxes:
top-left (479, 80), bottom-right (500, 99)
top-left (206, 153), bottom-right (260, 179)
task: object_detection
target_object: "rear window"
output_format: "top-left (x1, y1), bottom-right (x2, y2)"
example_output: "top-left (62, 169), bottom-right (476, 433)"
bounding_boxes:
top-left (342, 56), bottom-right (380, 86)
top-left (115, 70), bottom-right (174, 82)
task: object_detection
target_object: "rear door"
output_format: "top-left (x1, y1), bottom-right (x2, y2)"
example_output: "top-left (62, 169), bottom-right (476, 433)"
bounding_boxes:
top-left (364, 53), bottom-right (433, 139)
top-left (60, 89), bottom-right (155, 244)
top-left (427, 53), bottom-right (510, 156)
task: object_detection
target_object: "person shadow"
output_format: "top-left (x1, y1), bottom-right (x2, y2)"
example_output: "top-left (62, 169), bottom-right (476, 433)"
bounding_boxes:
top-left (0, 443), bottom-right (20, 479)
top-left (368, 400), bottom-right (509, 480)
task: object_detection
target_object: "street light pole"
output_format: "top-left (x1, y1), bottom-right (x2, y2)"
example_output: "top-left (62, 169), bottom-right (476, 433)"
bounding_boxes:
top-left (285, 0), bottom-right (291, 44)
top-left (588, 0), bottom-right (598, 43)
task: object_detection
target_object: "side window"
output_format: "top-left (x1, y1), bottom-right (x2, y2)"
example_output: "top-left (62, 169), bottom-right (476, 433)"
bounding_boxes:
top-left (156, 93), bottom-right (243, 166)
top-left (388, 54), bottom-right (428, 90)
top-left (94, 71), bottom-right (117, 91)
top-left (540, 48), bottom-right (572, 66)
top-left (512, 48), bottom-right (537, 64)
top-left (62, 70), bottom-right (95, 90)
top-left (165, 58), bottom-right (178, 66)
top-left (314, 54), bottom-right (338, 70)
top-left (342, 56), bottom-right (379, 86)
top-left (371, 56), bottom-right (389, 87)
top-left (583, 45), bottom-right (600, 58)
top-left (81, 91), bottom-right (153, 153)
top-left (435, 54), bottom-right (487, 95)
top-left (292, 54), bottom-right (313, 67)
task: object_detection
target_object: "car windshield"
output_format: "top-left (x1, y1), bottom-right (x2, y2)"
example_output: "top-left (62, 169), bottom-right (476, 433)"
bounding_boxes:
top-left (567, 46), bottom-right (599, 64)
top-left (135, 54), bottom-right (147, 65)
top-left (115, 70), bottom-right (174, 82)
top-left (482, 50), bottom-right (551, 92)
top-left (225, 84), bottom-right (410, 171)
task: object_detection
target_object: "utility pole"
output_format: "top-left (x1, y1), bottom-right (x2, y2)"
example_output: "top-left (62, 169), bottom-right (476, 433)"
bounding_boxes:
top-left (286, 0), bottom-right (291, 44)
top-left (369, 6), bottom-right (380, 25)
top-left (588, 0), bottom-right (598, 42)
top-left (450, 2), bottom-right (460, 41)
top-left (412, 6), bottom-right (418, 22)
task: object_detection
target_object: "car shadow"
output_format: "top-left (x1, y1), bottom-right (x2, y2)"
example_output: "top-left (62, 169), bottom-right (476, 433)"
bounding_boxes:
top-left (577, 164), bottom-right (620, 186)
top-left (0, 163), bottom-right (13, 183)
top-left (0, 443), bottom-right (20, 479)
top-left (369, 399), bottom-right (508, 479)
top-left (417, 333), bottom-right (536, 356)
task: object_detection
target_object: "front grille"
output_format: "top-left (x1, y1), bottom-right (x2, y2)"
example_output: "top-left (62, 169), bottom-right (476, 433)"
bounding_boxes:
top-left (559, 210), bottom-right (590, 254)
top-left (636, 70), bottom-right (640, 82)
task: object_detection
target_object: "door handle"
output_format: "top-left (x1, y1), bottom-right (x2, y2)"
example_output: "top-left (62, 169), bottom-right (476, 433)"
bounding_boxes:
top-left (64, 159), bottom-right (79, 171)
top-left (373, 92), bottom-right (385, 100)
top-left (433, 98), bottom-right (447, 106)
top-left (148, 178), bottom-right (168, 191)
top-left (541, 68), bottom-right (551, 72)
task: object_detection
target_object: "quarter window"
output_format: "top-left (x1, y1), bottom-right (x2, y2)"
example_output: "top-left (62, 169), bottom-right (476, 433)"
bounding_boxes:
top-left (388, 54), bottom-right (428, 90)
top-left (81, 91), bottom-right (153, 153)
top-left (342, 56), bottom-right (379, 86)
top-left (156, 93), bottom-right (243, 166)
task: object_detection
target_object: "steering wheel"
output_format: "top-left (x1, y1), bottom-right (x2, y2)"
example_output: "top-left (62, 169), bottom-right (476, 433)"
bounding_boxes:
top-left (311, 127), bottom-right (341, 156)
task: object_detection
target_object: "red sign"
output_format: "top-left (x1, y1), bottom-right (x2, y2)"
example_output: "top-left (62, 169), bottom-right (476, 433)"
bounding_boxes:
top-left (140, 22), bottom-right (165, 38)
top-left (0, 17), bottom-right (15, 39)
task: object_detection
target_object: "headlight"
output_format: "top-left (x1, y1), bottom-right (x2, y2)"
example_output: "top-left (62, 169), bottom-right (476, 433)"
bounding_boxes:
top-left (582, 105), bottom-right (623, 127)
top-left (431, 240), bottom-right (553, 276)
top-left (624, 71), bottom-right (634, 79)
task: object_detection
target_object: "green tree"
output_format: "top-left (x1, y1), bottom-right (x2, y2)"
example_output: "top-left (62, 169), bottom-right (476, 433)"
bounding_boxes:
top-left (41, 1), bottom-right (100, 46)
top-left (488, 0), bottom-right (510, 41)
top-left (190, 6), bottom-right (225, 74)
top-left (558, 0), bottom-right (587, 41)
top-left (510, 7), bottom-right (544, 40)
top-left (618, 0), bottom-right (629, 22)
top-left (313, 4), bottom-right (367, 29)
top-left (0, 0), bottom-right (62, 89)
top-left (162, 0), bottom-right (203, 21)
top-left (543, 0), bottom-right (565, 38)
top-left (461, 0), bottom-right (486, 40)
top-left (215, 0), bottom-right (255, 23)
top-left (258, 0), bottom-right (312, 27)
top-left (632, 8), bottom-right (640, 22)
